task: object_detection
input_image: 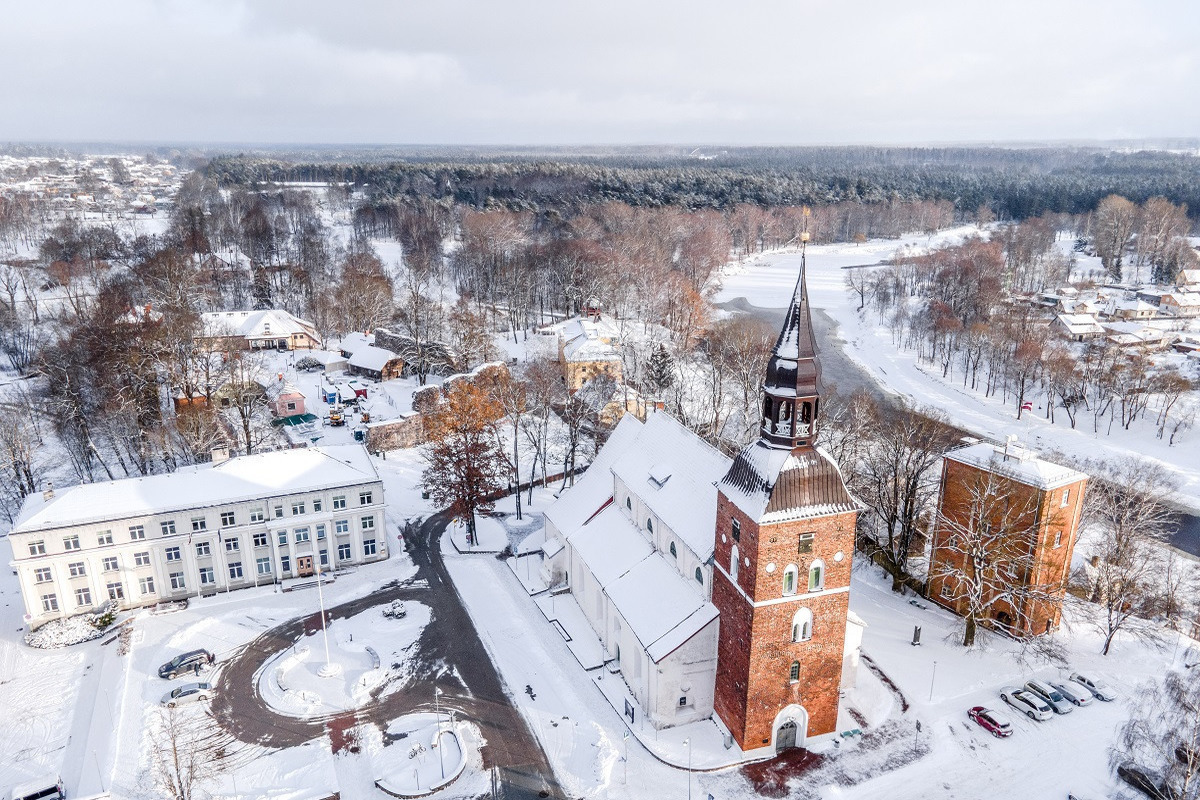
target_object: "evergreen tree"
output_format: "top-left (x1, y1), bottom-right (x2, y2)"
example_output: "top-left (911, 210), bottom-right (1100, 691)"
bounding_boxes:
top-left (646, 343), bottom-right (675, 394)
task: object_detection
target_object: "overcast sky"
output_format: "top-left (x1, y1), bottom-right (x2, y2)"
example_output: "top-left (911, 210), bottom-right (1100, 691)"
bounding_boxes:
top-left (3, 0), bottom-right (1198, 146)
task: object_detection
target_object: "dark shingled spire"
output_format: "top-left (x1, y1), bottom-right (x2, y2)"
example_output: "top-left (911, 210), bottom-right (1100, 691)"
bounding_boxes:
top-left (760, 253), bottom-right (821, 449)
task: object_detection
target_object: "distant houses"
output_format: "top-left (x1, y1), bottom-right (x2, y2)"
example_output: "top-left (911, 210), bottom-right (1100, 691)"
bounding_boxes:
top-left (200, 309), bottom-right (322, 351)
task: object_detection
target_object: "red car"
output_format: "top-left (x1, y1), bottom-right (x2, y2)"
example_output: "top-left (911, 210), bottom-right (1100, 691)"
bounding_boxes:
top-left (968, 706), bottom-right (1013, 738)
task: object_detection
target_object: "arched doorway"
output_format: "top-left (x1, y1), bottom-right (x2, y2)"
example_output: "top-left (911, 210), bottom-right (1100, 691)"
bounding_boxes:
top-left (777, 720), bottom-right (798, 752)
top-left (772, 704), bottom-right (809, 753)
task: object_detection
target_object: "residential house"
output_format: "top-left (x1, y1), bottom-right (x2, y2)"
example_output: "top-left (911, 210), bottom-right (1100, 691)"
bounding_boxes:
top-left (201, 309), bottom-right (322, 351)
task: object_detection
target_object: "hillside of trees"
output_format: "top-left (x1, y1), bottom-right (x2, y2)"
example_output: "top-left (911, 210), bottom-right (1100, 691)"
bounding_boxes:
top-left (205, 145), bottom-right (1200, 220)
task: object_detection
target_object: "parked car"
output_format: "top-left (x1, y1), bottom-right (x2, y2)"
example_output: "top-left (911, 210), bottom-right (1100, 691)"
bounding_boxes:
top-left (7, 774), bottom-right (65, 800)
top-left (158, 648), bottom-right (215, 679)
top-left (1024, 680), bottom-right (1074, 714)
top-left (1070, 671), bottom-right (1117, 701)
top-left (1116, 764), bottom-right (1178, 800)
top-left (999, 686), bottom-right (1053, 721)
top-left (161, 682), bottom-right (213, 708)
top-left (967, 706), bottom-right (1013, 738)
top-left (1051, 680), bottom-right (1094, 707)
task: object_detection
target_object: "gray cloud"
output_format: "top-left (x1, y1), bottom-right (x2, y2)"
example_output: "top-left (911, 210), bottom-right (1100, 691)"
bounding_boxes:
top-left (2, 0), bottom-right (1197, 144)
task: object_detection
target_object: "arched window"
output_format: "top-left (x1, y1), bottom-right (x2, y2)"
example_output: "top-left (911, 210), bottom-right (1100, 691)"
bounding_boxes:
top-left (789, 661), bottom-right (800, 682)
top-left (625, 496), bottom-right (632, 510)
top-left (730, 545), bottom-right (739, 581)
top-left (646, 518), bottom-right (653, 534)
top-left (808, 560), bottom-right (825, 592)
top-left (669, 541), bottom-right (677, 558)
top-left (791, 607), bottom-right (813, 642)
top-left (782, 564), bottom-right (799, 596)
top-left (695, 566), bottom-right (704, 584)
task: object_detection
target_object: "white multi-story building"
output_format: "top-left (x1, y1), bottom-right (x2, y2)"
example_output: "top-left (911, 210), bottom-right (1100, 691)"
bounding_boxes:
top-left (7, 445), bottom-right (387, 628)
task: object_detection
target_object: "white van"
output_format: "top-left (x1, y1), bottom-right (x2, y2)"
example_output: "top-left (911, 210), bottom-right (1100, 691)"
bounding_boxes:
top-left (7, 775), bottom-right (64, 800)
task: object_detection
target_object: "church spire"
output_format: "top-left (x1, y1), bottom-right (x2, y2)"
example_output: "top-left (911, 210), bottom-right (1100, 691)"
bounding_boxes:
top-left (760, 216), bottom-right (821, 449)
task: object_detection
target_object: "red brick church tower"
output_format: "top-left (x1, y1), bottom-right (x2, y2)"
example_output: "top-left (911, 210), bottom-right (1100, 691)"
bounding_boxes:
top-left (711, 252), bottom-right (859, 753)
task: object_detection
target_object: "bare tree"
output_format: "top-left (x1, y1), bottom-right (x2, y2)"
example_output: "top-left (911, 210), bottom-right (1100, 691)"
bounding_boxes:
top-left (857, 404), bottom-right (961, 591)
top-left (1113, 670), bottom-right (1200, 800)
top-left (928, 469), bottom-right (1053, 647)
top-left (1092, 194), bottom-right (1138, 281)
top-left (147, 707), bottom-right (229, 800)
top-left (1081, 458), bottom-right (1175, 655)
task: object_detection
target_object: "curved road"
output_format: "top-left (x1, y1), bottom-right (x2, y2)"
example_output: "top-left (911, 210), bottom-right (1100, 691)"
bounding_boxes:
top-left (211, 512), bottom-right (562, 798)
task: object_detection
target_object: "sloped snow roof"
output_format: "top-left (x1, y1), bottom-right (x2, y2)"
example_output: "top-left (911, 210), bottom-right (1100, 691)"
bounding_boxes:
top-left (568, 505), bottom-right (654, 586)
top-left (563, 332), bottom-right (621, 362)
top-left (201, 309), bottom-right (319, 343)
top-left (339, 332), bottom-right (375, 355)
top-left (944, 441), bottom-right (1087, 491)
top-left (349, 344), bottom-right (400, 372)
top-left (605, 556), bottom-right (719, 663)
top-left (1054, 314), bottom-right (1105, 335)
top-left (608, 413), bottom-right (730, 561)
top-left (13, 445), bottom-right (379, 533)
top-left (544, 415), bottom-right (644, 537)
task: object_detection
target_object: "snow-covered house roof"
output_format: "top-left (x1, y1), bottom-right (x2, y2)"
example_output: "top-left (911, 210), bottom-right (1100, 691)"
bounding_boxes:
top-left (1178, 269), bottom-right (1200, 286)
top-left (201, 309), bottom-right (320, 346)
top-left (563, 328), bottom-right (622, 363)
top-left (349, 344), bottom-right (401, 372)
top-left (339, 332), bottom-right (375, 356)
top-left (544, 413), bottom-right (726, 663)
top-left (943, 440), bottom-right (1087, 492)
top-left (12, 445), bottom-right (379, 533)
top-left (1054, 313), bottom-right (1105, 337)
top-left (544, 415), bottom-right (645, 538)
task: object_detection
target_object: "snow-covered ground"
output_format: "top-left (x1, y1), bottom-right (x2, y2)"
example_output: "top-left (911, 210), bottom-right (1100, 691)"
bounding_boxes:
top-left (716, 229), bottom-right (1200, 509)
top-left (447, 495), bottom-right (1196, 799)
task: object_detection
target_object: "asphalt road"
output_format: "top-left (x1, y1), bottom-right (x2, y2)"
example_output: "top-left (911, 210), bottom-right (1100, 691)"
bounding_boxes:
top-left (210, 513), bottom-right (564, 799)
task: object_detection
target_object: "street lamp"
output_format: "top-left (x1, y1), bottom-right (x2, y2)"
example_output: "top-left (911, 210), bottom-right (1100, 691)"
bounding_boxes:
top-left (683, 738), bottom-right (692, 800)
top-left (435, 687), bottom-right (445, 780)
top-left (314, 557), bottom-right (335, 677)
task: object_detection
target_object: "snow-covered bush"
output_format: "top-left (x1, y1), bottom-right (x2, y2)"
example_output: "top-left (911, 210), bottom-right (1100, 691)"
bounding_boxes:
top-left (24, 601), bottom-right (119, 649)
top-left (382, 600), bottom-right (407, 619)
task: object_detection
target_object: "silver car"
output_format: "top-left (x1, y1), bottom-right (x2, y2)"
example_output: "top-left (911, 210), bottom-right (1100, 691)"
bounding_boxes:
top-left (1051, 680), bottom-right (1094, 707)
top-left (1069, 671), bottom-right (1116, 702)
top-left (1000, 686), bottom-right (1054, 721)
top-left (1025, 680), bottom-right (1074, 714)
top-left (161, 682), bottom-right (213, 708)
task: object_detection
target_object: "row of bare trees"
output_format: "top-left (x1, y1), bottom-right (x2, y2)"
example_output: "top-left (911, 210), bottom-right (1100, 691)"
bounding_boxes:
top-left (855, 237), bottom-right (1198, 443)
top-left (1092, 193), bottom-right (1197, 283)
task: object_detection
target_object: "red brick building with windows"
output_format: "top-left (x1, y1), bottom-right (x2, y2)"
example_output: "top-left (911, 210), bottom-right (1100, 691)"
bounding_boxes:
top-left (927, 438), bottom-right (1088, 637)
top-left (711, 262), bottom-right (862, 753)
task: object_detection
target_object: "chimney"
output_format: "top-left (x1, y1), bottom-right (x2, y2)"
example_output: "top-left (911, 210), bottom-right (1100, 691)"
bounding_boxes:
top-left (211, 446), bottom-right (230, 465)
top-left (42, 482), bottom-right (55, 501)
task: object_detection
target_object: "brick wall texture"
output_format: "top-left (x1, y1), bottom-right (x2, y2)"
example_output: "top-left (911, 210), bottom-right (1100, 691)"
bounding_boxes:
top-left (712, 490), bottom-right (858, 750)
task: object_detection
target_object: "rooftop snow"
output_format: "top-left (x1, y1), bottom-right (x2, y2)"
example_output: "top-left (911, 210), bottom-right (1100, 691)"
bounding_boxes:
top-left (544, 415), bottom-right (644, 537)
top-left (944, 441), bottom-right (1087, 491)
top-left (568, 505), bottom-right (654, 587)
top-left (201, 309), bottom-right (318, 342)
top-left (13, 445), bottom-right (380, 533)
top-left (605, 556), bottom-right (719, 663)
top-left (608, 413), bottom-right (730, 562)
top-left (349, 344), bottom-right (399, 372)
